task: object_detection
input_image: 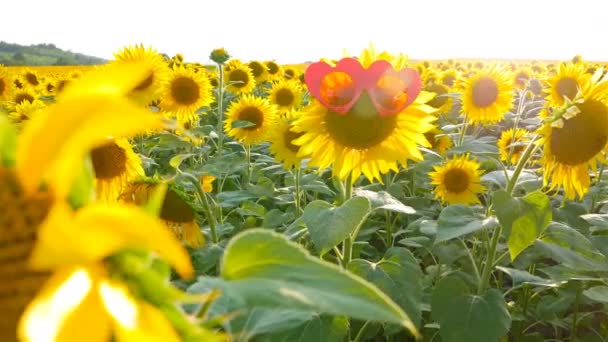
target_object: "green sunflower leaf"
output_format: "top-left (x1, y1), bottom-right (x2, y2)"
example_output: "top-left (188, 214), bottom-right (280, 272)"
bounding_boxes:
top-left (200, 229), bottom-right (418, 338)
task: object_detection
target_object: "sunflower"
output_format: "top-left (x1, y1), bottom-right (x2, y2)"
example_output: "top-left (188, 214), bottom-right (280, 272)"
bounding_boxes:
top-left (247, 60), bottom-right (268, 83)
top-left (53, 78), bottom-right (72, 95)
top-left (0, 63), bottom-right (189, 341)
top-left (424, 127), bottom-right (453, 155)
top-left (513, 66), bottom-right (532, 90)
top-left (7, 99), bottom-right (46, 124)
top-left (224, 94), bottom-right (279, 144)
top-left (160, 66), bottom-right (214, 125)
top-left (267, 79), bottom-right (304, 113)
top-left (268, 111), bottom-right (304, 169)
top-left (544, 62), bottom-right (591, 107)
top-left (12, 87), bottom-right (37, 105)
top-left (112, 44), bottom-right (170, 106)
top-left (498, 128), bottom-right (531, 165)
top-left (208, 72), bottom-right (219, 88)
top-left (429, 154), bottom-right (486, 205)
top-left (90, 138), bottom-right (144, 202)
top-left (121, 182), bottom-right (205, 248)
top-left (293, 47), bottom-right (437, 182)
top-left (283, 67), bottom-right (298, 80)
top-left (440, 70), bottom-right (458, 88)
top-left (265, 61), bottom-right (282, 81)
top-left (224, 60), bottom-right (256, 94)
top-left (42, 79), bottom-right (55, 96)
top-left (539, 73), bottom-right (608, 199)
top-left (0, 65), bottom-right (11, 101)
top-left (460, 66), bottom-right (514, 125)
top-left (19, 69), bottom-right (41, 89)
top-left (425, 83), bottom-right (453, 114)
top-left (69, 70), bottom-right (83, 79)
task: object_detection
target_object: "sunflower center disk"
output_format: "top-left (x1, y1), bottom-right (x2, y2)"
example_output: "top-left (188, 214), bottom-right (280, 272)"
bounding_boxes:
top-left (443, 75), bottom-right (455, 87)
top-left (0, 79), bottom-right (5, 96)
top-left (472, 77), bottom-right (499, 107)
top-left (14, 93), bottom-right (34, 105)
top-left (443, 168), bottom-right (470, 193)
top-left (229, 70), bottom-right (250, 89)
top-left (0, 167), bottom-right (52, 339)
top-left (171, 77), bottom-right (200, 105)
top-left (25, 73), bottom-right (39, 86)
top-left (267, 62), bottom-right (279, 75)
top-left (248, 62), bottom-right (265, 78)
top-left (556, 77), bottom-right (578, 101)
top-left (275, 88), bottom-right (295, 107)
top-left (326, 92), bottom-right (397, 149)
top-left (160, 189), bottom-right (195, 223)
top-left (91, 142), bottom-right (128, 179)
top-left (284, 129), bottom-right (304, 153)
top-left (238, 106), bottom-right (264, 130)
top-left (550, 100), bottom-right (608, 166)
top-left (427, 84), bottom-right (448, 108)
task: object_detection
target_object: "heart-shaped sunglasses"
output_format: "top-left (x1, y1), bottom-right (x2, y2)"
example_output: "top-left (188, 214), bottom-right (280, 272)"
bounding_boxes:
top-left (304, 57), bottom-right (422, 117)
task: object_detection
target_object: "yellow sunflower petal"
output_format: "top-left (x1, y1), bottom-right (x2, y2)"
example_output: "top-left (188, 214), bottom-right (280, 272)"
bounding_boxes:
top-left (18, 266), bottom-right (111, 342)
top-left (100, 280), bottom-right (180, 342)
top-left (28, 203), bottom-right (193, 279)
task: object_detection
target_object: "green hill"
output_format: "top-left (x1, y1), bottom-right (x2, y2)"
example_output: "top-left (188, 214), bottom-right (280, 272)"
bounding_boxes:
top-left (0, 41), bottom-right (106, 66)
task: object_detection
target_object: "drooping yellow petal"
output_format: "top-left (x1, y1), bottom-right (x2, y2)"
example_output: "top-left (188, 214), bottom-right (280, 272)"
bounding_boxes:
top-left (28, 203), bottom-right (193, 279)
top-left (18, 266), bottom-right (111, 342)
top-left (16, 66), bottom-right (166, 198)
top-left (58, 63), bottom-right (156, 102)
top-left (99, 279), bottom-right (180, 342)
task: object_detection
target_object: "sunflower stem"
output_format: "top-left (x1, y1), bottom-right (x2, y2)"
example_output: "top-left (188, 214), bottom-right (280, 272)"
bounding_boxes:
top-left (458, 116), bottom-right (468, 146)
top-left (506, 135), bottom-right (539, 195)
top-left (216, 64), bottom-right (225, 156)
top-left (595, 163), bottom-right (605, 187)
top-left (244, 143), bottom-right (251, 185)
top-left (478, 134), bottom-right (538, 295)
top-left (185, 173), bottom-right (219, 243)
top-left (477, 224), bottom-right (501, 295)
top-left (353, 321), bottom-right (372, 342)
top-left (571, 282), bottom-right (582, 341)
top-left (507, 88), bottom-right (528, 164)
top-left (342, 173), bottom-right (354, 267)
top-left (294, 168), bottom-right (303, 215)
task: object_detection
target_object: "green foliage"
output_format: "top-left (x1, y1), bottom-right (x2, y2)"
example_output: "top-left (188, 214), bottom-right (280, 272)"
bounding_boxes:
top-left (494, 190), bottom-right (552, 260)
top-left (302, 196), bottom-right (371, 255)
top-left (431, 276), bottom-right (511, 342)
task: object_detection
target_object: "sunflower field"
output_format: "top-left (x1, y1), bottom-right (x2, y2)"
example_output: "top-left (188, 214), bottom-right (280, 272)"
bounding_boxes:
top-left (2, 44), bottom-right (608, 341)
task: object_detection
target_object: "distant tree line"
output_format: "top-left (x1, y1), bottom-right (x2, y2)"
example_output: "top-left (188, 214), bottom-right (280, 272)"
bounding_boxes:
top-left (0, 41), bottom-right (106, 66)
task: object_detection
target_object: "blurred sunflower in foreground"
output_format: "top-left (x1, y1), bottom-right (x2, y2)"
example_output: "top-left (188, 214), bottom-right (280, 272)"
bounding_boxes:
top-left (0, 62), bottom-right (222, 342)
top-left (293, 45), bottom-right (437, 182)
top-left (539, 69), bottom-right (608, 200)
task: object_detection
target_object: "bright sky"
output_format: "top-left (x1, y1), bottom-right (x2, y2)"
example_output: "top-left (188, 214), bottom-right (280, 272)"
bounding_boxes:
top-left (4, 0), bottom-right (608, 64)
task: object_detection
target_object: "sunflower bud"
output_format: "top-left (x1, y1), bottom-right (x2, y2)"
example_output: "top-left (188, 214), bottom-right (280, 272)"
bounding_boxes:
top-left (210, 48), bottom-right (230, 65)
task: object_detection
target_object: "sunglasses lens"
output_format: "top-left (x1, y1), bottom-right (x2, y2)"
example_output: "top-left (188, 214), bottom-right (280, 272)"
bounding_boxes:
top-left (374, 74), bottom-right (409, 113)
top-left (320, 71), bottom-right (357, 108)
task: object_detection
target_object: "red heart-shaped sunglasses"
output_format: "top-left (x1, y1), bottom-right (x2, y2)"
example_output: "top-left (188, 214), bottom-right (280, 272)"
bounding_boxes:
top-left (304, 57), bottom-right (422, 117)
